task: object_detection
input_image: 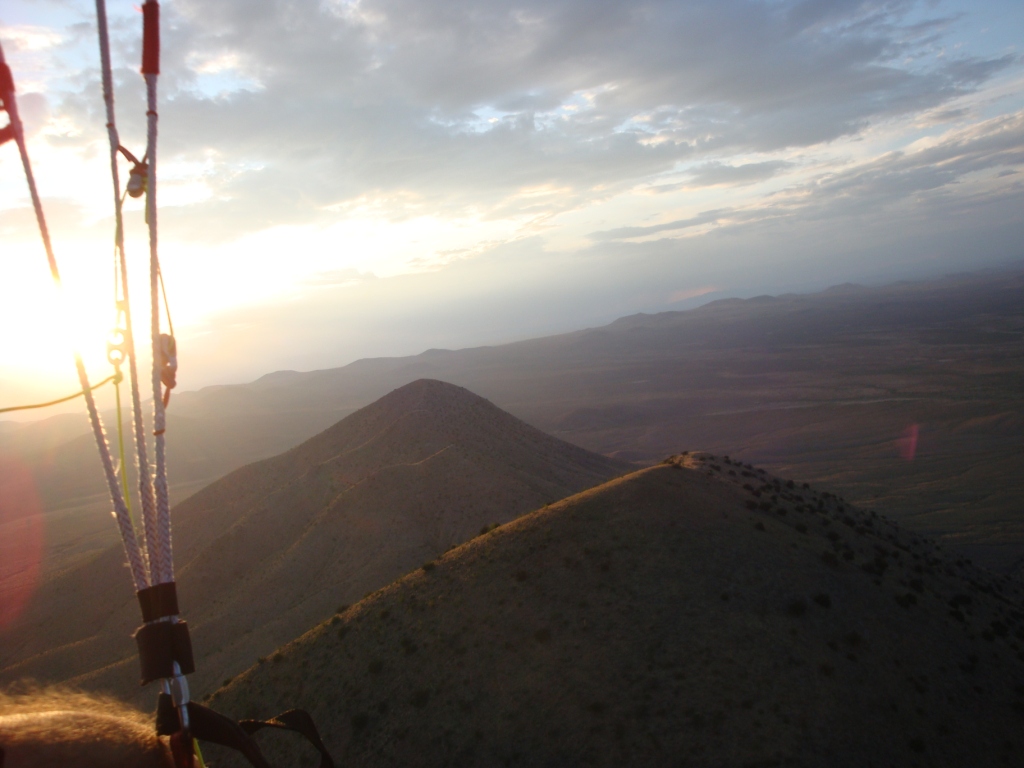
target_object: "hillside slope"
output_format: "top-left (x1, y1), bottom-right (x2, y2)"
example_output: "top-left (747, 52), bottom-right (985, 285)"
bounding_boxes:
top-left (208, 454), bottom-right (1024, 768)
top-left (0, 380), bottom-right (627, 701)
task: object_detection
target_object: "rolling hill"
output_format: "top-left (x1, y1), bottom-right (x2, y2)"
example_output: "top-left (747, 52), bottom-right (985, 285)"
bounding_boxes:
top-left (0, 380), bottom-right (628, 701)
top-left (206, 453), bottom-right (1024, 768)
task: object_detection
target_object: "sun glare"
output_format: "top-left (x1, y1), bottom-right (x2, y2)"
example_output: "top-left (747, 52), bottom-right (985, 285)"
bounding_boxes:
top-left (0, 241), bottom-right (129, 403)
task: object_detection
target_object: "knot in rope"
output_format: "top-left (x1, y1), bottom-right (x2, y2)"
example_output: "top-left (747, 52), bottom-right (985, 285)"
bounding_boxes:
top-left (127, 159), bottom-right (149, 198)
top-left (157, 332), bottom-right (177, 405)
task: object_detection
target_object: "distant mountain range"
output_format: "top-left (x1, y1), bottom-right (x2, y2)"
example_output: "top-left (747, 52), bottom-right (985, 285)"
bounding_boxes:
top-left (3, 267), bottom-right (1021, 575)
top-left (206, 452), bottom-right (1024, 768)
top-left (0, 381), bottom-right (627, 700)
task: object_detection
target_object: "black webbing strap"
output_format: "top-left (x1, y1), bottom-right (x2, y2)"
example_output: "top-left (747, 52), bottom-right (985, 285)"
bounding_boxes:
top-left (155, 698), bottom-right (334, 768)
top-left (241, 710), bottom-right (335, 768)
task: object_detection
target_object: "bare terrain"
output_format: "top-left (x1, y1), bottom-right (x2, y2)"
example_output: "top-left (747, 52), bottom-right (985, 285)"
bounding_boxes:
top-left (206, 454), bottom-right (1024, 768)
top-left (2, 267), bottom-right (1021, 577)
top-left (0, 381), bottom-right (627, 702)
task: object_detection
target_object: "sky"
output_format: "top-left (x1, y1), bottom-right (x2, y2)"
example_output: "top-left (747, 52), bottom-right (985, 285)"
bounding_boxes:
top-left (1, 0), bottom-right (1023, 414)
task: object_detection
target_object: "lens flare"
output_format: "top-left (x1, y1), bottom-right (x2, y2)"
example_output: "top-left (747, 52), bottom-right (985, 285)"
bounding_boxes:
top-left (0, 456), bottom-right (45, 631)
top-left (898, 424), bottom-right (919, 461)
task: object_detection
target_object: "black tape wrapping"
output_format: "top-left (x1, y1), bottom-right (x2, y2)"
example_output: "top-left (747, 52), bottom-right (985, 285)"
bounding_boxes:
top-left (134, 620), bottom-right (194, 684)
top-left (137, 582), bottom-right (180, 622)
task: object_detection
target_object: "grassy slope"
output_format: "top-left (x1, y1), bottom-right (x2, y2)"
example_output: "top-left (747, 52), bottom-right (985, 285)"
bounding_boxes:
top-left (208, 455), bottom-right (1024, 768)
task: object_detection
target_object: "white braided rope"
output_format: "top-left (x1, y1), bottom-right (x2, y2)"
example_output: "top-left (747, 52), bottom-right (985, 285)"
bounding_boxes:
top-left (94, 0), bottom-right (161, 583)
top-left (0, 39), bottom-right (149, 592)
top-left (145, 70), bottom-right (174, 585)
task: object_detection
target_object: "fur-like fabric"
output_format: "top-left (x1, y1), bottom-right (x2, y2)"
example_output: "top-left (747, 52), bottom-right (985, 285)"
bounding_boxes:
top-left (0, 688), bottom-right (175, 768)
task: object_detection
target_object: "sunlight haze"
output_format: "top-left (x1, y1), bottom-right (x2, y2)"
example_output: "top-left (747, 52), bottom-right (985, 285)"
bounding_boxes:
top-left (2, 0), bottom-right (1023, 409)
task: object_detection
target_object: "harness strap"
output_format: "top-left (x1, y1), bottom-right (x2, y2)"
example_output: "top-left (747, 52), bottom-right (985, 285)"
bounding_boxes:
top-left (155, 697), bottom-right (333, 768)
top-left (240, 710), bottom-right (335, 768)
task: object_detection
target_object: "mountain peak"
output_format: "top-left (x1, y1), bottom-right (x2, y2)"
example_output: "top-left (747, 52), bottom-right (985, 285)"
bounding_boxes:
top-left (1, 383), bottom-right (627, 702)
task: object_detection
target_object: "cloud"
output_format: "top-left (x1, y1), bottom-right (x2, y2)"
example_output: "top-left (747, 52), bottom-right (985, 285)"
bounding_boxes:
top-left (588, 209), bottom-right (733, 242)
top-left (685, 161), bottom-right (794, 188)
top-left (40, 0), bottom-right (1015, 244)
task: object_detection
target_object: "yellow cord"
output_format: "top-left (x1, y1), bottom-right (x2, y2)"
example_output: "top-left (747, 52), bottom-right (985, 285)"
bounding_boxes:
top-left (193, 738), bottom-right (207, 768)
top-left (0, 373), bottom-right (120, 414)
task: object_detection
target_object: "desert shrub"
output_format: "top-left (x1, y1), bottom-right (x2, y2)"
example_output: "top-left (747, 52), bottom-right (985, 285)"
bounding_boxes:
top-left (818, 663), bottom-right (835, 677)
top-left (821, 552), bottom-right (839, 567)
top-left (745, 500), bottom-right (757, 510)
top-left (351, 712), bottom-right (370, 733)
top-left (755, 521), bottom-right (765, 531)
top-left (368, 660), bottom-right (383, 674)
top-left (422, 561), bottom-right (436, 572)
top-left (795, 523), bottom-right (807, 533)
top-left (785, 599), bottom-right (807, 617)
top-left (535, 628), bottom-right (551, 643)
top-left (813, 593), bottom-right (832, 608)
top-left (272, 652), bottom-right (284, 663)
top-left (410, 689), bottom-right (430, 708)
